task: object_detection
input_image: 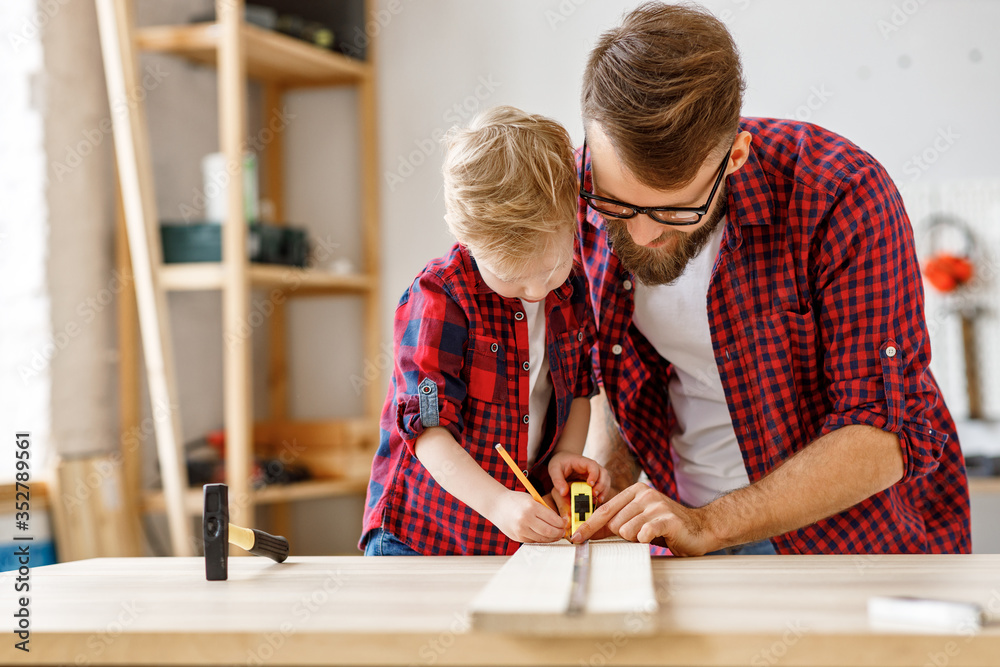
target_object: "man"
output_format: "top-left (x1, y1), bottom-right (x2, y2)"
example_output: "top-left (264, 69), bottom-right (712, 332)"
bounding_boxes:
top-left (570, 2), bottom-right (970, 555)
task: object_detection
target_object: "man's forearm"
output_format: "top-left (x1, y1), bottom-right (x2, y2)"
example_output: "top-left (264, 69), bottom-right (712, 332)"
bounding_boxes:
top-left (702, 424), bottom-right (905, 549)
top-left (585, 387), bottom-right (641, 492)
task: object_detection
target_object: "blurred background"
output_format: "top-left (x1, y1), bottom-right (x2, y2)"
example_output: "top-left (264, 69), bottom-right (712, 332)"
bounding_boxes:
top-left (1, 0), bottom-right (998, 565)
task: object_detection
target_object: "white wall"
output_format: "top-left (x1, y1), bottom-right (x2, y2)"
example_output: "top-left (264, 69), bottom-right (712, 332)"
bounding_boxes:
top-left (376, 0), bottom-right (999, 336)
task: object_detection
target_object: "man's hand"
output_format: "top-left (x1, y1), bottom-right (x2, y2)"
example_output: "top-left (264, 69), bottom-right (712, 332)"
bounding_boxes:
top-left (489, 490), bottom-right (567, 543)
top-left (570, 482), bottom-right (719, 556)
top-left (548, 451), bottom-right (611, 503)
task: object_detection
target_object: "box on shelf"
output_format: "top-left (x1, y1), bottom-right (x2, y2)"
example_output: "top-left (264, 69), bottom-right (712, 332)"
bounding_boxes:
top-left (160, 222), bottom-right (309, 267)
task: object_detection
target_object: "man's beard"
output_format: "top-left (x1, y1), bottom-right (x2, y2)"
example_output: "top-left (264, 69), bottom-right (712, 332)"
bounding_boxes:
top-left (606, 195), bottom-right (727, 286)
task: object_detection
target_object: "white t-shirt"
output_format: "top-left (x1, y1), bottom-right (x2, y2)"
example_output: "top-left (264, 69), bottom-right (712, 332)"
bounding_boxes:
top-left (630, 220), bottom-right (751, 507)
top-left (520, 299), bottom-right (553, 465)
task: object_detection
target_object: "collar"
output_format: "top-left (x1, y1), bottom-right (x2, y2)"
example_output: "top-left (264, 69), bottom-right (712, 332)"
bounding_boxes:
top-left (725, 128), bottom-right (775, 228)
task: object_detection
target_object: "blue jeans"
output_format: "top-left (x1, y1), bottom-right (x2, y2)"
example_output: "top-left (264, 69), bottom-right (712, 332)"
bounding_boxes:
top-left (706, 539), bottom-right (777, 556)
top-left (364, 528), bottom-right (421, 556)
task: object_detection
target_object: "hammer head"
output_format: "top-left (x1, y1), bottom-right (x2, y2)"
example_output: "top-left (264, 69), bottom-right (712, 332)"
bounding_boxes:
top-left (203, 483), bottom-right (229, 581)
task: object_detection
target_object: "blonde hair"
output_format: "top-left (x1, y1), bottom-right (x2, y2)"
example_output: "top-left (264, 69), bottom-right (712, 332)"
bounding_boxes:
top-left (442, 105), bottom-right (577, 280)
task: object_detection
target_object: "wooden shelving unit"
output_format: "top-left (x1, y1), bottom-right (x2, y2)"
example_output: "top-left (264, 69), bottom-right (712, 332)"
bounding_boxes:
top-left (112, 0), bottom-right (382, 548)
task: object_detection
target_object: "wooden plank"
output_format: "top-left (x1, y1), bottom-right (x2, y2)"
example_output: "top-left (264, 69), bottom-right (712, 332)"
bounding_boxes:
top-left (94, 0), bottom-right (192, 556)
top-left (254, 418), bottom-right (379, 481)
top-left (141, 478), bottom-right (369, 515)
top-left (359, 0), bottom-right (383, 422)
top-left (47, 455), bottom-right (143, 560)
top-left (114, 172), bottom-right (142, 518)
top-left (13, 555), bottom-right (1000, 666)
top-left (134, 22), bottom-right (369, 86)
top-left (969, 477), bottom-right (1000, 494)
top-left (158, 263), bottom-right (372, 294)
top-left (0, 481), bottom-right (48, 510)
top-left (470, 539), bottom-right (658, 635)
top-left (262, 82), bottom-right (291, 540)
top-left (217, 0), bottom-right (253, 534)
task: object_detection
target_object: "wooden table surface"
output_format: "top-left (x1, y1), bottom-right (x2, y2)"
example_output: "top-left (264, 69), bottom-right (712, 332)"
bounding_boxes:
top-left (3, 554), bottom-right (1000, 666)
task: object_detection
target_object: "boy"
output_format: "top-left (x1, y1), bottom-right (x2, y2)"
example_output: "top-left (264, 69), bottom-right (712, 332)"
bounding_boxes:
top-left (361, 106), bottom-right (608, 556)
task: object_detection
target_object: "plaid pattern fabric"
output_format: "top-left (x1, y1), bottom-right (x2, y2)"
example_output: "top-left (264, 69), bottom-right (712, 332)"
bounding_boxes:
top-left (578, 117), bottom-right (971, 554)
top-left (361, 243), bottom-right (596, 555)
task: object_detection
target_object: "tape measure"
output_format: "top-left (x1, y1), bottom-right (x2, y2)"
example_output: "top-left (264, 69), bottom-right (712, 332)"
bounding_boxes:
top-left (569, 482), bottom-right (594, 536)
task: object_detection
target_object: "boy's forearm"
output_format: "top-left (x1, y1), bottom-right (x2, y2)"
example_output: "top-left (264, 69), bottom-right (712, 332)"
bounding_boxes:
top-left (414, 426), bottom-right (508, 518)
top-left (585, 388), bottom-right (641, 492)
top-left (553, 397), bottom-right (591, 455)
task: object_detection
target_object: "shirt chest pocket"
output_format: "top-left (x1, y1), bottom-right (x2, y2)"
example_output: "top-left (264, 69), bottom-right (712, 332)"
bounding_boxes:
top-left (464, 335), bottom-right (508, 404)
top-left (553, 325), bottom-right (591, 389)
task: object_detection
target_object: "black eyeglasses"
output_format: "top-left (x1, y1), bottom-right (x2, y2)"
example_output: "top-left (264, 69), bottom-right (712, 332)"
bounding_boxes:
top-left (579, 139), bottom-right (732, 226)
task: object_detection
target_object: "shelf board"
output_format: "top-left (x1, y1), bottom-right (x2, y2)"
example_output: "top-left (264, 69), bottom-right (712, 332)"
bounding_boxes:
top-left (159, 263), bottom-right (372, 295)
top-left (135, 22), bottom-right (369, 86)
top-left (969, 476), bottom-right (1000, 494)
top-left (142, 477), bottom-right (369, 515)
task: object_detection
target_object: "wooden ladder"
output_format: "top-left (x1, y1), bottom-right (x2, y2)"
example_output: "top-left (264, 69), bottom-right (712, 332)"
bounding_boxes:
top-left (94, 0), bottom-right (191, 556)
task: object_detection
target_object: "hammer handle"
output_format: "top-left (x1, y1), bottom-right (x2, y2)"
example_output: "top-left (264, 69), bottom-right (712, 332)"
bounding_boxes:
top-left (229, 524), bottom-right (290, 563)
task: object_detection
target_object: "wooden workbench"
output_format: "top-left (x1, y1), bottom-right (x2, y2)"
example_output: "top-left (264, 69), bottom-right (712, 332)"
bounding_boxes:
top-left (3, 554), bottom-right (999, 666)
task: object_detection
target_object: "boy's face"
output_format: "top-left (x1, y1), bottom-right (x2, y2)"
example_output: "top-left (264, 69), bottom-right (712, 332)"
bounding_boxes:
top-left (476, 239), bottom-right (574, 303)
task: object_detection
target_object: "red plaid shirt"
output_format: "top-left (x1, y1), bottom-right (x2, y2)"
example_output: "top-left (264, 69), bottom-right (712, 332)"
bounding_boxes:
top-left (361, 243), bottom-right (596, 555)
top-left (578, 118), bottom-right (971, 554)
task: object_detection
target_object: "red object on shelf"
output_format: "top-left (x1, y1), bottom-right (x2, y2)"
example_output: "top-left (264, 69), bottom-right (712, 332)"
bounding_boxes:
top-left (922, 253), bottom-right (974, 293)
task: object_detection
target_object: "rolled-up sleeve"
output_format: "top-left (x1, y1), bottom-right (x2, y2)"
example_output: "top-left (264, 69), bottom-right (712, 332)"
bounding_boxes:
top-left (392, 273), bottom-right (468, 453)
top-left (815, 164), bottom-right (947, 481)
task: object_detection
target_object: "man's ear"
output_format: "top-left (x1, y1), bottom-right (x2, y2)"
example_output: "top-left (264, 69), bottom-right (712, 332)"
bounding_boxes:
top-left (727, 131), bottom-right (753, 174)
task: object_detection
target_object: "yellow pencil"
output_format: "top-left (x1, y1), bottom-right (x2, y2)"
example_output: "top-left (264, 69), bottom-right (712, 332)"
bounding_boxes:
top-left (494, 443), bottom-right (548, 507)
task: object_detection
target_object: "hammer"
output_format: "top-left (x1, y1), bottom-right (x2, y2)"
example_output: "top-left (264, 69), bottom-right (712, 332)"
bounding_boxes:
top-left (203, 483), bottom-right (290, 581)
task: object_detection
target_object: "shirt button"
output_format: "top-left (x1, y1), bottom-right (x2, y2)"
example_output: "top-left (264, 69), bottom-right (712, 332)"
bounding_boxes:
top-left (577, 331), bottom-right (584, 342)
top-left (522, 361), bottom-right (530, 371)
top-left (514, 312), bottom-right (525, 321)
top-left (612, 344), bottom-right (623, 355)
top-left (522, 414), bottom-right (530, 424)
top-left (490, 342), bottom-right (499, 353)
top-left (886, 346), bottom-right (897, 358)
top-left (623, 279), bottom-right (633, 291)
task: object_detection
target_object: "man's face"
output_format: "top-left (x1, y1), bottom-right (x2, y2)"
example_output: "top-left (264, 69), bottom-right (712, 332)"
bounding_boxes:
top-left (587, 124), bottom-right (735, 286)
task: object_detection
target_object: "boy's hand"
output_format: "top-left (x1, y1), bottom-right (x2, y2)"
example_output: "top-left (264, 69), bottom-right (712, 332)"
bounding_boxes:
top-left (548, 452), bottom-right (611, 503)
top-left (490, 491), bottom-right (567, 543)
